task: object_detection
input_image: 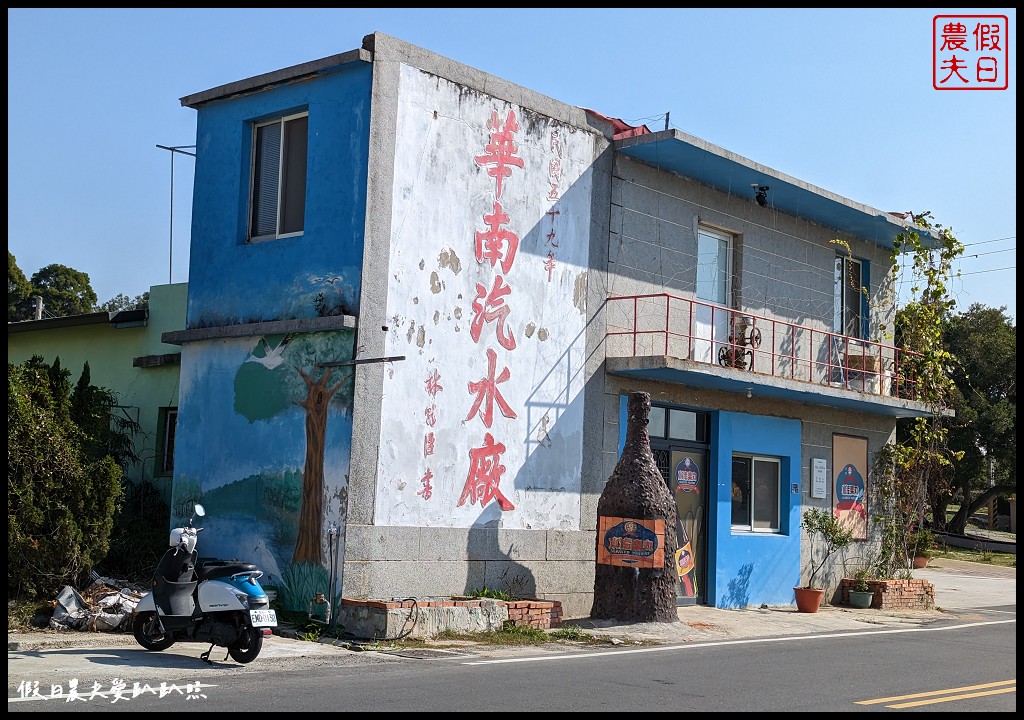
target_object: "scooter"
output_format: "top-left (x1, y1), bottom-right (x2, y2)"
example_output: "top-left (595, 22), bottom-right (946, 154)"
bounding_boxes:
top-left (132, 504), bottom-right (277, 664)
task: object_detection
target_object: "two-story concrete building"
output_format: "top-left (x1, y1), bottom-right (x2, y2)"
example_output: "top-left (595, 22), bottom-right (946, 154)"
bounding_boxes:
top-left (165, 32), bottom-right (935, 619)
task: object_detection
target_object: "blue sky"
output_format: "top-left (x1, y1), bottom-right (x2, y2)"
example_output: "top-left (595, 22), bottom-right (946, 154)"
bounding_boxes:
top-left (7, 8), bottom-right (1016, 320)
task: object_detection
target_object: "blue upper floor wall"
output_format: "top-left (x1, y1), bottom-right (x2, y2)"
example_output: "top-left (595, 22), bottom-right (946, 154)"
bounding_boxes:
top-left (185, 61), bottom-right (372, 328)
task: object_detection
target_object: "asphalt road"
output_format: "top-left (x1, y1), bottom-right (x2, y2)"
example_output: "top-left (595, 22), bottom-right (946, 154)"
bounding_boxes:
top-left (8, 557), bottom-right (1015, 711)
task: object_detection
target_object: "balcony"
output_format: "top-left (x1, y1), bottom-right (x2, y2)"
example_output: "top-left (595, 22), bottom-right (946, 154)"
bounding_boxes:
top-left (605, 294), bottom-right (934, 419)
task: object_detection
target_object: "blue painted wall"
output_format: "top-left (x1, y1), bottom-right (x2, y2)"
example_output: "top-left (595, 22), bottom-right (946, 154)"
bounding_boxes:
top-left (709, 411), bottom-right (802, 608)
top-left (172, 330), bottom-right (356, 612)
top-left (186, 62), bottom-right (372, 327)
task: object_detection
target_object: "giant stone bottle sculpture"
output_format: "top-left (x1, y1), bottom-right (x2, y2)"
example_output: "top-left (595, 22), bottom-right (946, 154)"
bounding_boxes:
top-left (590, 391), bottom-right (680, 622)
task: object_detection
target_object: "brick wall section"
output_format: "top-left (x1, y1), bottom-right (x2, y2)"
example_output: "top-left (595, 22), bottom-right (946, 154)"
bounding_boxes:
top-left (839, 578), bottom-right (935, 610)
top-left (506, 600), bottom-right (563, 629)
top-left (341, 598), bottom-right (562, 628)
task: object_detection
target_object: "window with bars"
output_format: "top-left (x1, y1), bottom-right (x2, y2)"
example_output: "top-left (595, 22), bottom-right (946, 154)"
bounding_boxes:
top-left (159, 408), bottom-right (177, 476)
top-left (248, 112), bottom-right (308, 242)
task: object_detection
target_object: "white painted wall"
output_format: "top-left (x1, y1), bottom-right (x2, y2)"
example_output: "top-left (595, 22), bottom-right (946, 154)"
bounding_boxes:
top-left (375, 64), bottom-right (595, 530)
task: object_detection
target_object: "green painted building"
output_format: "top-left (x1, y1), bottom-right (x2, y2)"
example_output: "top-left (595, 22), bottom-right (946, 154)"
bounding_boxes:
top-left (8, 282), bottom-right (187, 503)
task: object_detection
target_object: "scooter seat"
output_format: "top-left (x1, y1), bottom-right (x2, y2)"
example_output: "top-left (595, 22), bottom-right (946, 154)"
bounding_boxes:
top-left (198, 561), bottom-right (259, 580)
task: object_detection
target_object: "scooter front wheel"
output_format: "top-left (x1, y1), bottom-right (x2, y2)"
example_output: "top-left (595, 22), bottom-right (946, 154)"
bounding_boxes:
top-left (133, 612), bottom-right (176, 651)
top-left (227, 626), bottom-right (263, 663)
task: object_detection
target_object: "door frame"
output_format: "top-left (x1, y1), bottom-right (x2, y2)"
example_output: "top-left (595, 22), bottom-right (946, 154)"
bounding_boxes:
top-left (648, 404), bottom-right (711, 607)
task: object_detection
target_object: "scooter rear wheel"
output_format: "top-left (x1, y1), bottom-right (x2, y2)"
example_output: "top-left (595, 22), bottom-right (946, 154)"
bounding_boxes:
top-left (227, 626), bottom-right (263, 663)
top-left (133, 611), bottom-right (176, 651)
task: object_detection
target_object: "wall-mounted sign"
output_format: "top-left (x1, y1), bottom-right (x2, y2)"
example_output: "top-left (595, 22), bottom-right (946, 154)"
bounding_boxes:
top-left (596, 516), bottom-right (665, 568)
top-left (833, 435), bottom-right (868, 540)
top-left (674, 456), bottom-right (700, 493)
top-left (811, 458), bottom-right (827, 499)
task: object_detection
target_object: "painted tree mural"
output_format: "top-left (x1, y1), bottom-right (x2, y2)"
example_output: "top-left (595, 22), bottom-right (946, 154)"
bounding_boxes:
top-left (292, 364), bottom-right (345, 563)
top-left (233, 330), bottom-right (355, 607)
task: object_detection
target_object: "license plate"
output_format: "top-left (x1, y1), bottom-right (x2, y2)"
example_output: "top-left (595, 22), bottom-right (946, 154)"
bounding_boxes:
top-left (250, 609), bottom-right (277, 627)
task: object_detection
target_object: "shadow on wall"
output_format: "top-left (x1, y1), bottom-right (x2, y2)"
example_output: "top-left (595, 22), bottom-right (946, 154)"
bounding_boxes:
top-left (721, 563), bottom-right (754, 609)
top-left (467, 504), bottom-right (537, 599)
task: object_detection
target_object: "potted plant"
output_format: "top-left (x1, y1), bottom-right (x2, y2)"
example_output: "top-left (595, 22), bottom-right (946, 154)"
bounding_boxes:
top-left (847, 568), bottom-right (875, 609)
top-left (795, 507), bottom-right (854, 613)
top-left (909, 527), bottom-right (936, 568)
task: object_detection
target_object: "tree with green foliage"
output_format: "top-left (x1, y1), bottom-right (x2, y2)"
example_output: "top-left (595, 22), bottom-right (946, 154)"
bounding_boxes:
top-left (8, 251), bottom-right (34, 321)
top-left (938, 303), bottom-right (1016, 534)
top-left (9, 255), bottom-right (145, 320)
top-left (29, 263), bottom-right (97, 318)
top-left (97, 292), bottom-right (149, 313)
top-left (8, 358), bottom-right (126, 598)
top-left (70, 361), bottom-right (142, 470)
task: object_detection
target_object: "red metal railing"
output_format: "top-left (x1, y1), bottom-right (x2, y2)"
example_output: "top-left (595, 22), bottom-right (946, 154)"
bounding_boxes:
top-left (605, 293), bottom-right (922, 400)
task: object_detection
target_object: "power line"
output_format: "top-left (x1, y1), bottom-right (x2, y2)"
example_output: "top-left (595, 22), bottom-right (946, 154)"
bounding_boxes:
top-left (962, 235), bottom-right (1015, 247)
top-left (629, 112), bottom-right (669, 124)
top-left (961, 247), bottom-right (1015, 259)
top-left (957, 265), bottom-right (1015, 277)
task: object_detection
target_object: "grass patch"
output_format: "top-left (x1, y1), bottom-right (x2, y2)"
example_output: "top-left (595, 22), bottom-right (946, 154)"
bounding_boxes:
top-left (427, 622), bottom-right (550, 645)
top-left (432, 622), bottom-right (610, 647)
top-left (324, 622), bottom-right (601, 651)
top-left (464, 587), bottom-right (518, 602)
top-left (933, 545), bottom-right (1016, 568)
top-left (548, 624), bottom-right (594, 642)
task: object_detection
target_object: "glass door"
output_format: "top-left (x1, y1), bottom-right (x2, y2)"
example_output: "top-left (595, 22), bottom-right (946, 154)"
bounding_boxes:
top-left (693, 226), bottom-right (732, 365)
top-left (650, 404), bottom-right (710, 606)
top-left (651, 442), bottom-right (708, 606)
top-left (670, 449), bottom-right (707, 605)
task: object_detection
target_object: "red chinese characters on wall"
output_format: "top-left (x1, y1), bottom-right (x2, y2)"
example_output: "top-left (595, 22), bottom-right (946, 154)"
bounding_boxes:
top-left (460, 109), bottom-right (525, 512)
top-left (475, 201), bottom-right (519, 274)
top-left (458, 432), bottom-right (514, 511)
top-left (419, 368), bottom-right (444, 500)
top-left (465, 348), bottom-right (517, 428)
top-left (470, 276), bottom-right (516, 351)
top-left (474, 109), bottom-right (524, 200)
top-left (543, 129), bottom-right (563, 283)
top-left (547, 129), bottom-right (562, 201)
top-left (544, 208), bottom-right (560, 283)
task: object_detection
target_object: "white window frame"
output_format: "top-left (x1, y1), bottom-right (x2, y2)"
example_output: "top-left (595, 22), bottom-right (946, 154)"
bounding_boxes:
top-left (731, 454), bottom-right (781, 533)
top-left (248, 111), bottom-right (308, 242)
top-left (696, 226), bottom-right (733, 306)
top-left (693, 225), bottom-right (734, 364)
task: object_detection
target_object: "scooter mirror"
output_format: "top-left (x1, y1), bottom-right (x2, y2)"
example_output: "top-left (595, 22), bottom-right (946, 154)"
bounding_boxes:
top-left (194, 504), bottom-right (206, 517)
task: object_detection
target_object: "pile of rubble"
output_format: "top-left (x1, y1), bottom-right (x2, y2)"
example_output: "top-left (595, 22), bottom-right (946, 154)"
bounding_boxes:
top-left (49, 574), bottom-right (148, 632)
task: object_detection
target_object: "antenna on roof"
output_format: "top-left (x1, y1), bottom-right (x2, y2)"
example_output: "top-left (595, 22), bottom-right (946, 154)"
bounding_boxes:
top-left (156, 144), bottom-right (197, 285)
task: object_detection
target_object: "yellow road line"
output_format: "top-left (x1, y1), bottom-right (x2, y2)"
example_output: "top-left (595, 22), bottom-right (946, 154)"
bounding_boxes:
top-left (856, 679), bottom-right (1015, 705)
top-left (888, 686), bottom-right (1015, 709)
